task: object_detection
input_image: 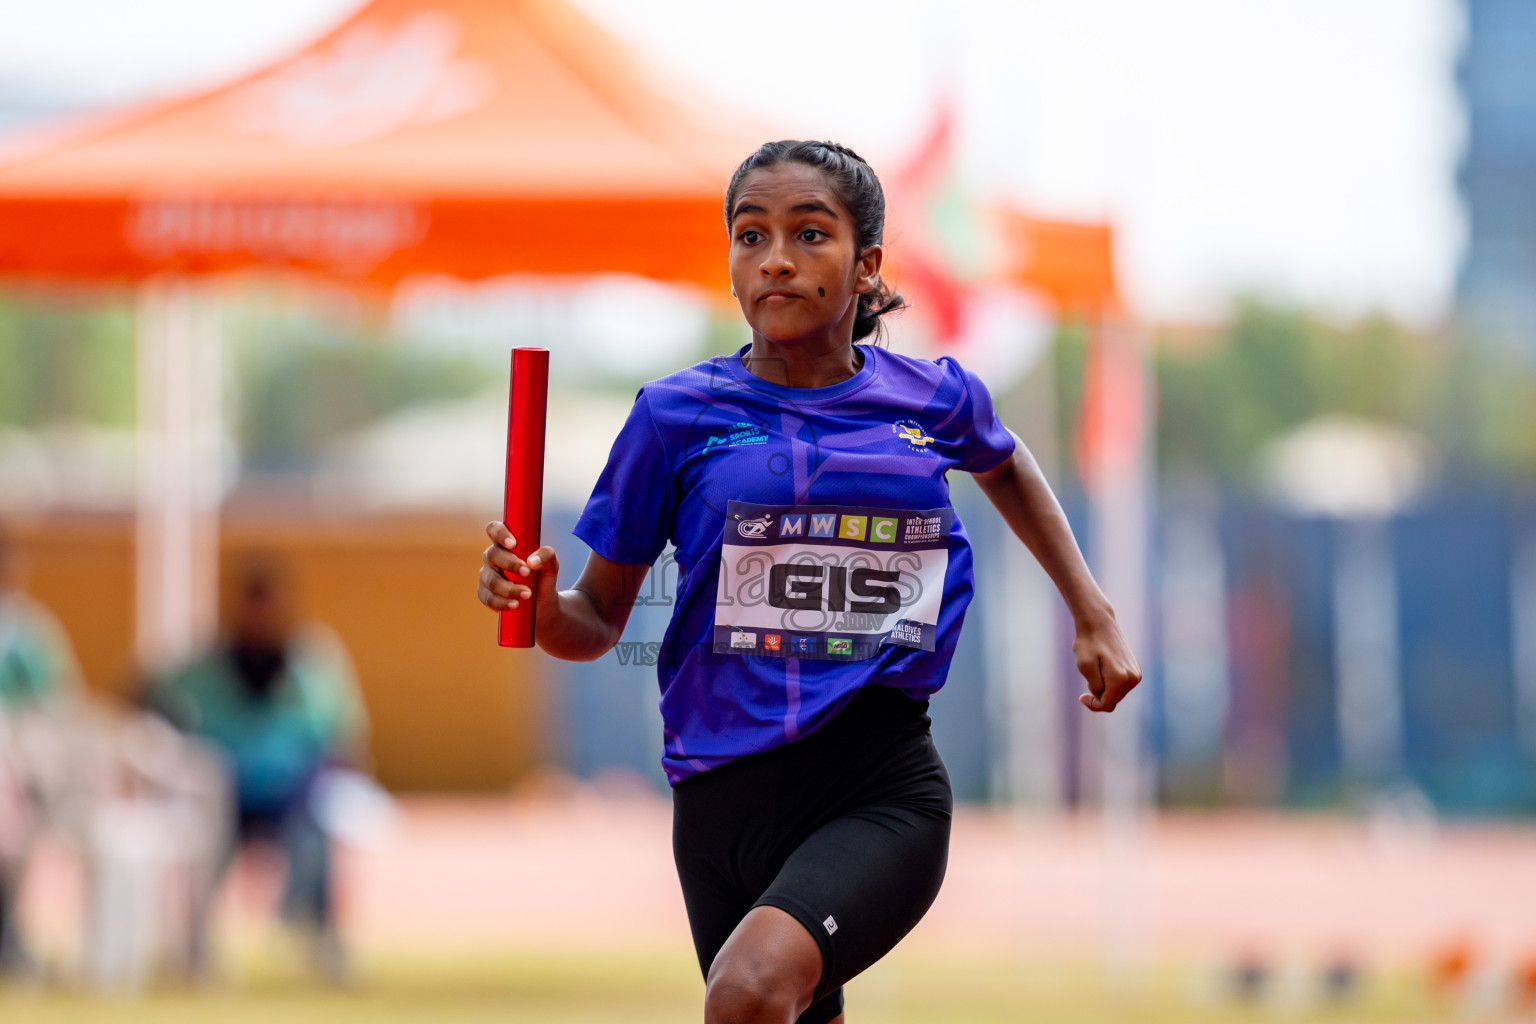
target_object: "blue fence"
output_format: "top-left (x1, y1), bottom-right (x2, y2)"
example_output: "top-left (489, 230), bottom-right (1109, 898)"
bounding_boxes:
top-left (542, 488), bottom-right (1536, 814)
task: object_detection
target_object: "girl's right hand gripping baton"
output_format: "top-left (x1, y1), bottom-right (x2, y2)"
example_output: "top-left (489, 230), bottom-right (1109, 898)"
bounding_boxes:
top-left (499, 347), bottom-right (549, 648)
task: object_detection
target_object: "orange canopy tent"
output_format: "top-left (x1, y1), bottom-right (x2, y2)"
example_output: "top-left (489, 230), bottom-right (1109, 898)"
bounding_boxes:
top-left (0, 0), bottom-right (766, 291)
top-left (0, 0), bottom-right (779, 672)
top-left (0, 0), bottom-right (1128, 668)
top-left (0, 0), bottom-right (1119, 311)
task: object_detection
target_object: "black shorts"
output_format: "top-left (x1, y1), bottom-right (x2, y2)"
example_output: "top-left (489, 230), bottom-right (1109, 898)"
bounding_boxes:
top-left (671, 684), bottom-right (953, 1024)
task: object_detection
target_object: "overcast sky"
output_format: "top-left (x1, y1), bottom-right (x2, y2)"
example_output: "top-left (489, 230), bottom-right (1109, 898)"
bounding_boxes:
top-left (0, 0), bottom-right (1466, 325)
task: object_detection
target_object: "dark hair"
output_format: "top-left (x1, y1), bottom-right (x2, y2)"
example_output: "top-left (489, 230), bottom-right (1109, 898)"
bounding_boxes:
top-left (231, 552), bottom-right (291, 603)
top-left (725, 140), bottom-right (906, 345)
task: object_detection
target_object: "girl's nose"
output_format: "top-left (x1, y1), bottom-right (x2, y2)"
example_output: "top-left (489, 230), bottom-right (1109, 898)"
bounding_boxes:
top-left (761, 250), bottom-right (793, 276)
top-left (761, 234), bottom-right (795, 276)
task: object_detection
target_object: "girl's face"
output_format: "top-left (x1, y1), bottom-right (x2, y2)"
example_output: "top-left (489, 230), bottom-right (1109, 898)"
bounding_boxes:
top-left (727, 163), bottom-right (882, 346)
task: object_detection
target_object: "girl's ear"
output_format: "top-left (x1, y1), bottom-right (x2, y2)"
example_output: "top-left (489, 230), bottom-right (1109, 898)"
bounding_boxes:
top-left (853, 244), bottom-right (884, 295)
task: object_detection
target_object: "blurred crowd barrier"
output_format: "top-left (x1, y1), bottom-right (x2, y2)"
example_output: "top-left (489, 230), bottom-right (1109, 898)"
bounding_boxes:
top-left (2, 698), bottom-right (228, 987)
top-left (551, 485), bottom-right (1536, 816)
top-left (2, 531), bottom-right (415, 990)
top-left (8, 513), bottom-right (547, 792)
top-left (6, 463), bottom-right (1533, 821)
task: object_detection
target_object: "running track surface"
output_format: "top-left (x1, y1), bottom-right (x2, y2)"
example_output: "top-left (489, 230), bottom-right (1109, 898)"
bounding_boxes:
top-left (22, 784), bottom-right (1536, 964)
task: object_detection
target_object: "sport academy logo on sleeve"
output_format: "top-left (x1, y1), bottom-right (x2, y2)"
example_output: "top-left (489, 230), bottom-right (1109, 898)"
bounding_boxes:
top-left (701, 421), bottom-right (770, 453)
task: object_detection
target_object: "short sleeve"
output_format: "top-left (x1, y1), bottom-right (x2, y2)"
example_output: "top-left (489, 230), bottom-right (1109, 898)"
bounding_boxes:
top-left (291, 622), bottom-right (369, 755)
top-left (572, 387), bottom-right (677, 565)
top-left (3, 599), bottom-right (82, 709)
top-left (938, 357), bottom-right (1017, 474)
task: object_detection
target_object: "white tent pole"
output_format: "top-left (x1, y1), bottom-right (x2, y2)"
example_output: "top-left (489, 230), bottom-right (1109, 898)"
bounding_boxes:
top-left (1333, 516), bottom-right (1403, 791)
top-left (996, 343), bottom-right (1064, 811)
top-left (1087, 310), bottom-right (1154, 988)
top-left (135, 280), bottom-right (222, 676)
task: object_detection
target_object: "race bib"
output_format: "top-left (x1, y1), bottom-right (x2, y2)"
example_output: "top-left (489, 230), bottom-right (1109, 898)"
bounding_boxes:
top-left (712, 499), bottom-right (953, 661)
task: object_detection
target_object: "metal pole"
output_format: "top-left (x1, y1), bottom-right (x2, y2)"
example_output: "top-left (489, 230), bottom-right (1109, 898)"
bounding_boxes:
top-left (1333, 516), bottom-right (1403, 792)
top-left (989, 341), bottom-right (1064, 810)
top-left (1514, 537), bottom-right (1536, 760)
top-left (1086, 309), bottom-right (1153, 989)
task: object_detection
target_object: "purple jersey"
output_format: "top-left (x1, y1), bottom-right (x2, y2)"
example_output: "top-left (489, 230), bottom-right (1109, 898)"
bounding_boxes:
top-left (573, 341), bottom-right (1016, 785)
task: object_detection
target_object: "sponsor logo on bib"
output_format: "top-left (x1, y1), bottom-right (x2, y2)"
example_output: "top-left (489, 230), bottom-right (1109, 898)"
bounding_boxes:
top-left (904, 515), bottom-right (945, 542)
top-left (713, 500), bottom-right (952, 661)
top-left (735, 513), bottom-right (774, 539)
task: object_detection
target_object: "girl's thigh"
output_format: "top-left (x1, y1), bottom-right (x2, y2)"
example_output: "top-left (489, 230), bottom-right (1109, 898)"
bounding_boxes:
top-left (753, 793), bottom-right (952, 1004)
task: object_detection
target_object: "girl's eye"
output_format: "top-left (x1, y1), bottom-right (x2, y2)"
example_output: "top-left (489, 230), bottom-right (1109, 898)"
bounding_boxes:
top-left (739, 229), bottom-right (761, 244)
top-left (800, 228), bottom-right (825, 242)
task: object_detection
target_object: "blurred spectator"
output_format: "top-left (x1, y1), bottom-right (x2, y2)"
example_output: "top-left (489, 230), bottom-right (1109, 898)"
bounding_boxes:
top-left (0, 523), bottom-right (80, 715)
top-left (0, 518), bottom-right (82, 978)
top-left (76, 704), bottom-right (230, 991)
top-left (143, 554), bottom-right (369, 982)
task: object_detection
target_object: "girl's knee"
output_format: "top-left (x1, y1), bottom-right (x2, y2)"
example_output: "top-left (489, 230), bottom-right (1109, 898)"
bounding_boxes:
top-left (704, 948), bottom-right (809, 1024)
top-left (704, 968), bottom-right (786, 1023)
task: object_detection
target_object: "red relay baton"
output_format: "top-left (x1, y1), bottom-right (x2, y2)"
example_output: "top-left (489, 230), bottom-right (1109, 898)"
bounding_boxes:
top-left (498, 347), bottom-right (549, 647)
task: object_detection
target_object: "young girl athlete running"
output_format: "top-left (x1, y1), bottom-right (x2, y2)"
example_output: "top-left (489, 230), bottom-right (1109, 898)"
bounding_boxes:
top-left (477, 140), bottom-right (1142, 1024)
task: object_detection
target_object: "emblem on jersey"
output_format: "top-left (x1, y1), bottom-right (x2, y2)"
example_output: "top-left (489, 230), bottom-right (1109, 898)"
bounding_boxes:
top-left (734, 512), bottom-right (774, 539)
top-left (730, 630), bottom-right (756, 649)
top-left (892, 420), bottom-right (936, 448)
top-left (701, 420), bottom-right (769, 453)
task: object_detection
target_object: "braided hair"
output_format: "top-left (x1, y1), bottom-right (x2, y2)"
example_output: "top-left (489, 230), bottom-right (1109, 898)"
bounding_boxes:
top-left (724, 140), bottom-right (907, 345)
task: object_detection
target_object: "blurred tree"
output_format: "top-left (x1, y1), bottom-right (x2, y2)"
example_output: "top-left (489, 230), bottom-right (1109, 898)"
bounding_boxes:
top-left (233, 333), bottom-right (488, 473)
top-left (0, 287), bottom-right (493, 472)
top-left (1441, 343), bottom-right (1536, 477)
top-left (1048, 315), bottom-right (1090, 487)
top-left (1149, 296), bottom-right (1536, 486)
top-left (0, 293), bottom-right (135, 429)
top-left (7, 288), bottom-right (1535, 486)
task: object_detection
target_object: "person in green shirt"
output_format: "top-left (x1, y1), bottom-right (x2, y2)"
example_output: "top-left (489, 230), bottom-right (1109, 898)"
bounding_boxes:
top-left (144, 555), bottom-right (368, 981)
top-left (0, 520), bottom-right (83, 976)
top-left (0, 527), bottom-right (80, 715)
